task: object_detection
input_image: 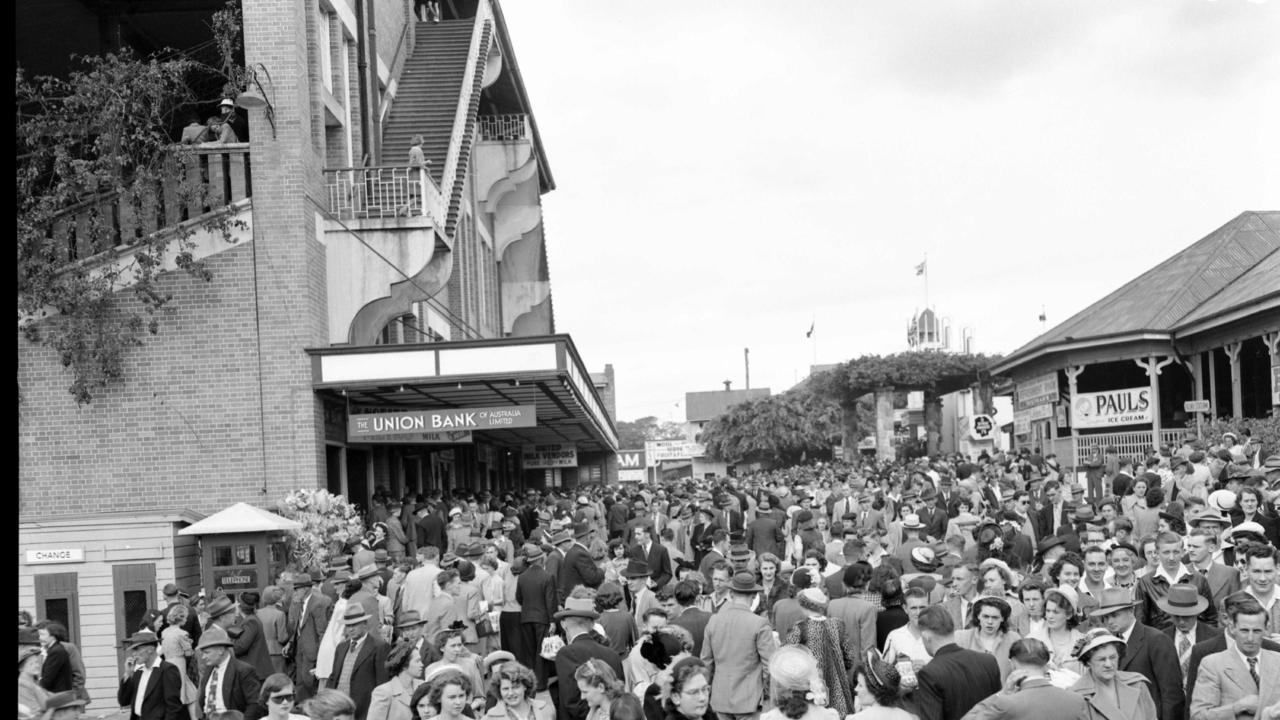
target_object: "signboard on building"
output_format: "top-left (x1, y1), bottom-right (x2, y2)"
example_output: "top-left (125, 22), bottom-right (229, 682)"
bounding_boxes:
top-left (213, 569), bottom-right (258, 591)
top-left (617, 449), bottom-right (646, 482)
top-left (644, 440), bottom-right (706, 465)
top-left (1014, 414), bottom-right (1030, 436)
top-left (1013, 403), bottom-right (1053, 436)
top-left (1072, 387), bottom-right (1152, 429)
top-left (351, 430), bottom-right (473, 445)
top-left (348, 405), bottom-right (536, 440)
top-left (1017, 372), bottom-right (1059, 410)
top-left (969, 415), bottom-right (997, 440)
top-left (1183, 400), bottom-right (1211, 413)
top-left (25, 548), bottom-right (85, 564)
top-left (522, 443), bottom-right (578, 469)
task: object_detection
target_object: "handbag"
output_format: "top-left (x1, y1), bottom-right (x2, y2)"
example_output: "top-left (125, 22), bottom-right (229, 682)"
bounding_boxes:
top-left (475, 614), bottom-right (498, 638)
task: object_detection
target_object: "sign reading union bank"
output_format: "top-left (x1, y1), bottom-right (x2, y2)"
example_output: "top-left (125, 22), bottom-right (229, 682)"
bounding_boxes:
top-left (348, 405), bottom-right (537, 439)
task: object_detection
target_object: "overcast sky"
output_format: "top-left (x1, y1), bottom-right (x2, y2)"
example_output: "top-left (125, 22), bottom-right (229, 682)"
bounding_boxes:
top-left (499, 1), bottom-right (1280, 423)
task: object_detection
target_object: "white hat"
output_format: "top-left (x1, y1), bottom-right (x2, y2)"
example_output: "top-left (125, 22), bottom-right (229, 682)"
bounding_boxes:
top-left (219, 98), bottom-right (235, 108)
top-left (1207, 489), bottom-right (1237, 512)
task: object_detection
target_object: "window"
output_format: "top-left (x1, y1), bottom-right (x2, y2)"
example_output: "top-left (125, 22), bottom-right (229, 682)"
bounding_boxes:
top-left (319, 11), bottom-right (334, 91)
top-left (234, 544), bottom-right (257, 565)
top-left (212, 545), bottom-right (234, 567)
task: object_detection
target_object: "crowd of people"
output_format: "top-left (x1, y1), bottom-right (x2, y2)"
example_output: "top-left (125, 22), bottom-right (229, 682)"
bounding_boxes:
top-left (17, 432), bottom-right (1280, 720)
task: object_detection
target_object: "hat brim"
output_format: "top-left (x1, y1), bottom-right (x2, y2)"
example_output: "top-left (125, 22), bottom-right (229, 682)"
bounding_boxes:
top-left (1156, 597), bottom-right (1209, 617)
top-left (730, 582), bottom-right (763, 593)
top-left (343, 613), bottom-right (372, 625)
top-left (622, 571), bottom-right (651, 578)
top-left (1088, 600), bottom-right (1138, 618)
top-left (553, 608), bottom-right (599, 621)
top-left (395, 618), bottom-right (428, 628)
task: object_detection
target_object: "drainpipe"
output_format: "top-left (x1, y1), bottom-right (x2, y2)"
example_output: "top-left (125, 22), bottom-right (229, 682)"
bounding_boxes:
top-left (355, 0), bottom-right (370, 164)
top-left (367, 4), bottom-right (381, 162)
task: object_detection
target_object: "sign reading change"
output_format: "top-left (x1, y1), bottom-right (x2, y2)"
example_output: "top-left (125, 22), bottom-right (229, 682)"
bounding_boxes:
top-left (349, 405), bottom-right (536, 440)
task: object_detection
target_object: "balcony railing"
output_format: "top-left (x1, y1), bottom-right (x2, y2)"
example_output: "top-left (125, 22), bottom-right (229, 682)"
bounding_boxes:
top-left (477, 114), bottom-right (529, 142)
top-left (1074, 429), bottom-right (1186, 467)
top-left (47, 144), bottom-right (251, 263)
top-left (324, 165), bottom-right (444, 225)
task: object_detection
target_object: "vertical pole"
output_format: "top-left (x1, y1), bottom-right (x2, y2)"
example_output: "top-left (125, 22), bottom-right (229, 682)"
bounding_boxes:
top-left (744, 347), bottom-right (750, 390)
top-left (1065, 365), bottom-right (1084, 470)
top-left (1148, 355), bottom-right (1162, 453)
top-left (1209, 348), bottom-right (1219, 418)
top-left (1225, 341), bottom-right (1243, 419)
top-left (1193, 352), bottom-right (1205, 440)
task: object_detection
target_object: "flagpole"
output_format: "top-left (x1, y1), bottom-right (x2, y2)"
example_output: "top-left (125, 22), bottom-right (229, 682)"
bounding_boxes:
top-left (811, 315), bottom-right (817, 367)
top-left (923, 252), bottom-right (929, 310)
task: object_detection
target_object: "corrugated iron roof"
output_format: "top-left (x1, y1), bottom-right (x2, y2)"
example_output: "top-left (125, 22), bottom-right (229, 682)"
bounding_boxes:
top-left (1002, 211), bottom-right (1280, 366)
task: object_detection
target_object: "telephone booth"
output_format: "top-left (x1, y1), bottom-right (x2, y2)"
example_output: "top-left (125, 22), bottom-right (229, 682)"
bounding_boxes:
top-left (178, 502), bottom-right (301, 601)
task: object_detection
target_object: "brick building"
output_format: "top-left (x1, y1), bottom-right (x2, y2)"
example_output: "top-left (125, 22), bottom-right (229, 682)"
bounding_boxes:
top-left (18, 1), bottom-right (616, 709)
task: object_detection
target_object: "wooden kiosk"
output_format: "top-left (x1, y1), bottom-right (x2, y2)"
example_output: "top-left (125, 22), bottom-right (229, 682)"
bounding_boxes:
top-left (178, 502), bottom-right (301, 602)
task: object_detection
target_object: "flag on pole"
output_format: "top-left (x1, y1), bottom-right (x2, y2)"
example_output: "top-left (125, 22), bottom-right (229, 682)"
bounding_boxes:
top-left (915, 260), bottom-right (927, 276)
top-left (1038, 309), bottom-right (1047, 322)
top-left (805, 322), bottom-right (815, 338)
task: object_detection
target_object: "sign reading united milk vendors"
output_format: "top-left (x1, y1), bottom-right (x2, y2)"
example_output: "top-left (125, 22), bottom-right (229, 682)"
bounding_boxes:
top-left (348, 405), bottom-right (536, 440)
top-left (522, 443), bottom-right (578, 469)
top-left (1072, 387), bottom-right (1152, 429)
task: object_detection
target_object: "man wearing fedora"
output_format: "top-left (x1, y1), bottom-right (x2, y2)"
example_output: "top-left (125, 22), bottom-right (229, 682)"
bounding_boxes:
top-left (1161, 583), bottom-right (1223, 688)
top-left (198, 626), bottom-right (263, 720)
top-left (349, 564), bottom-right (386, 633)
top-left (629, 521), bottom-right (673, 590)
top-left (515, 543), bottom-right (557, 689)
top-left (622, 559), bottom-right (658, 630)
top-left (558, 521), bottom-right (605, 605)
top-left (286, 570), bottom-right (332, 703)
top-left (326, 604), bottom-right (390, 720)
top-left (157, 583), bottom-right (202, 649)
top-left (553, 596), bottom-right (624, 720)
top-left (1091, 587), bottom-right (1184, 720)
top-left (117, 630), bottom-right (184, 720)
top-left (702, 571), bottom-right (778, 720)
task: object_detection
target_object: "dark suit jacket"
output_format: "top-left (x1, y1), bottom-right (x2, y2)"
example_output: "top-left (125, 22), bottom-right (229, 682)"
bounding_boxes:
top-left (416, 512), bottom-right (447, 553)
top-left (232, 614), bottom-right (275, 680)
top-left (916, 505), bottom-right (948, 541)
top-left (629, 542), bottom-right (673, 588)
top-left (325, 633), bottom-right (390, 720)
top-left (117, 660), bottom-right (184, 720)
top-left (669, 607), bottom-right (712, 656)
top-left (744, 516), bottom-right (785, 558)
top-left (516, 565), bottom-right (558, 624)
top-left (558, 542), bottom-right (604, 604)
top-left (199, 657), bottom-right (264, 720)
top-left (1035, 502), bottom-right (1070, 541)
top-left (823, 571), bottom-right (847, 600)
top-left (39, 641), bottom-right (73, 692)
top-left (1119, 621), bottom-right (1185, 720)
top-left (553, 634), bottom-right (624, 720)
top-left (1184, 632), bottom-right (1280, 714)
top-left (288, 590), bottom-right (333, 669)
top-left (909, 643), bottom-right (1002, 720)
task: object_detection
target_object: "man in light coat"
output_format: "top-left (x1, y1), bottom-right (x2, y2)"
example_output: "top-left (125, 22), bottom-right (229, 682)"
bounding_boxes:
top-left (701, 571), bottom-right (778, 720)
top-left (1191, 598), bottom-right (1280, 720)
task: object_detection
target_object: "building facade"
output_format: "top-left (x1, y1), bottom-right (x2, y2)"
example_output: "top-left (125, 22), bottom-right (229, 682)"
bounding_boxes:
top-left (18, 1), bottom-right (616, 710)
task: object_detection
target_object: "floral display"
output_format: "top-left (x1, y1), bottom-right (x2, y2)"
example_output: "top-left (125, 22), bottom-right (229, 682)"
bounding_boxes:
top-left (275, 488), bottom-right (365, 572)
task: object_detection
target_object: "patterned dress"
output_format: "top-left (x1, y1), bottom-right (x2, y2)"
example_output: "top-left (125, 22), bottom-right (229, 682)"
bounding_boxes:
top-left (784, 617), bottom-right (856, 716)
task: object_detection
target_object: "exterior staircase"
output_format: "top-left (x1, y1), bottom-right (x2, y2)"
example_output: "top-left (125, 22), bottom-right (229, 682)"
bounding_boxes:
top-left (381, 19), bottom-right (474, 187)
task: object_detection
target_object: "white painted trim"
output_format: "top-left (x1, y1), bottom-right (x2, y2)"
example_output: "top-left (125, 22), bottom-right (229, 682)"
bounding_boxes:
top-left (991, 332), bottom-right (1172, 375)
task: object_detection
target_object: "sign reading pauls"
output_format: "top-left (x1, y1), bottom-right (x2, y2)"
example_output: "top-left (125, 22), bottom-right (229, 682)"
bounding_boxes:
top-left (348, 405), bottom-right (536, 441)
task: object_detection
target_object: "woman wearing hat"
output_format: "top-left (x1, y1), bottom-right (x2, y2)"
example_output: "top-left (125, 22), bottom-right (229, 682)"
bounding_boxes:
top-left (368, 641), bottom-right (426, 720)
top-left (783, 588), bottom-right (855, 715)
top-left (1030, 587), bottom-right (1084, 682)
top-left (19, 645), bottom-right (49, 720)
top-left (233, 591), bottom-right (277, 680)
top-left (760, 645), bottom-right (838, 720)
top-left (426, 625), bottom-right (484, 701)
top-left (848, 649), bottom-right (917, 720)
top-left (1067, 628), bottom-right (1157, 720)
top-left (955, 595), bottom-right (1022, 682)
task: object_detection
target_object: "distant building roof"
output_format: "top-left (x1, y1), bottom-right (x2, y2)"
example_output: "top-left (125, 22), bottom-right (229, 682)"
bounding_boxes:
top-left (993, 211), bottom-right (1280, 375)
top-left (685, 388), bottom-right (771, 422)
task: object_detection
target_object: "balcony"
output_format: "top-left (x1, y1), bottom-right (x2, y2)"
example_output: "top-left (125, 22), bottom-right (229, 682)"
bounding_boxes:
top-left (49, 144), bottom-right (251, 262)
top-left (477, 114), bottom-right (529, 142)
top-left (323, 165), bottom-right (445, 227)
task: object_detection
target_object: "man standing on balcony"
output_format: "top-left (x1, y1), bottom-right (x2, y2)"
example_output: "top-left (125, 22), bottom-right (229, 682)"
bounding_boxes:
top-left (217, 98), bottom-right (248, 143)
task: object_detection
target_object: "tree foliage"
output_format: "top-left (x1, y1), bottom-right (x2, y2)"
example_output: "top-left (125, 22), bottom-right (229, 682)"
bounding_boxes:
top-left (16, 2), bottom-right (245, 404)
top-left (616, 416), bottom-right (686, 449)
top-left (814, 350), bottom-right (1004, 406)
top-left (1190, 416), bottom-right (1280, 460)
top-left (700, 391), bottom-right (843, 466)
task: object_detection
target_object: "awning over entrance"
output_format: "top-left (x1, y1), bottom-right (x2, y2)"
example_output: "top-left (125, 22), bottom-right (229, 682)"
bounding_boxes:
top-left (306, 334), bottom-right (618, 453)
